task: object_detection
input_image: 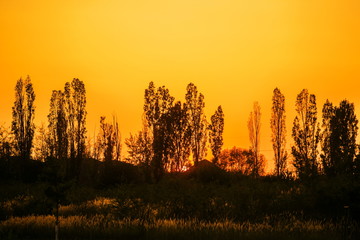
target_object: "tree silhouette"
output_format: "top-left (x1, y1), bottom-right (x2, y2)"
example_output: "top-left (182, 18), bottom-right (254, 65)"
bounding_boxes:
top-left (218, 146), bottom-right (265, 175)
top-left (328, 100), bottom-right (358, 176)
top-left (292, 89), bottom-right (320, 179)
top-left (33, 123), bottom-right (50, 162)
top-left (125, 130), bottom-right (152, 166)
top-left (248, 102), bottom-right (261, 176)
top-left (95, 116), bottom-right (121, 162)
top-left (144, 82), bottom-right (174, 180)
top-left (218, 147), bottom-right (251, 174)
top-left (270, 88), bottom-right (287, 177)
top-left (0, 124), bottom-right (14, 159)
top-left (209, 105), bottom-right (224, 165)
top-left (185, 83), bottom-right (207, 166)
top-left (161, 101), bottom-right (192, 172)
top-left (12, 76), bottom-right (35, 160)
top-left (48, 90), bottom-right (68, 161)
top-left (320, 100), bottom-right (334, 175)
top-left (64, 79), bottom-right (87, 178)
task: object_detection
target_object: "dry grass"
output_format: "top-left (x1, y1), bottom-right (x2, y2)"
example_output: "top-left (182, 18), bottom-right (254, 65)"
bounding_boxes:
top-left (0, 212), bottom-right (353, 240)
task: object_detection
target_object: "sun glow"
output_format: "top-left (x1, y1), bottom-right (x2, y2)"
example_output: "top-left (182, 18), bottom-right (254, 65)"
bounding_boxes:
top-left (0, 0), bottom-right (359, 172)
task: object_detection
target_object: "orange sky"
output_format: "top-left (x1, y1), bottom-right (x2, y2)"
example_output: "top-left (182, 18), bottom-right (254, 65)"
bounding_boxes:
top-left (1, 0), bottom-right (359, 172)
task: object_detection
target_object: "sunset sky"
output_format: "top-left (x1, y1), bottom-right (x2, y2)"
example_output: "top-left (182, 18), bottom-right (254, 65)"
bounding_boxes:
top-left (1, 0), bottom-right (359, 171)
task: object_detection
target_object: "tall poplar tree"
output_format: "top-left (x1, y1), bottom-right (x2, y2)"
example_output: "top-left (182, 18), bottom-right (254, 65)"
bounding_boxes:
top-left (185, 83), bottom-right (207, 166)
top-left (248, 102), bottom-right (261, 176)
top-left (270, 88), bottom-right (287, 177)
top-left (63, 79), bottom-right (87, 178)
top-left (48, 90), bottom-right (68, 160)
top-left (12, 76), bottom-right (35, 160)
top-left (144, 82), bottom-right (174, 179)
top-left (320, 100), bottom-right (334, 175)
top-left (292, 89), bottom-right (320, 179)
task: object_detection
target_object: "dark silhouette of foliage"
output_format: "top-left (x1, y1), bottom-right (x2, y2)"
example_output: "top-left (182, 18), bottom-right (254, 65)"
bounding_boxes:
top-left (217, 146), bottom-right (265, 175)
top-left (209, 105), bottom-right (224, 165)
top-left (161, 101), bottom-right (192, 172)
top-left (248, 102), bottom-right (262, 176)
top-left (12, 76), bottom-right (36, 160)
top-left (33, 123), bottom-right (50, 162)
top-left (185, 83), bottom-right (207, 166)
top-left (125, 125), bottom-right (153, 166)
top-left (4, 78), bottom-right (360, 235)
top-left (270, 88), bottom-right (287, 177)
top-left (46, 79), bottom-right (87, 180)
top-left (321, 100), bottom-right (334, 175)
top-left (186, 160), bottom-right (227, 183)
top-left (144, 82), bottom-right (174, 180)
top-left (64, 79), bottom-right (87, 178)
top-left (322, 100), bottom-right (358, 177)
top-left (95, 116), bottom-right (121, 162)
top-left (0, 124), bottom-right (15, 159)
top-left (218, 147), bottom-right (252, 173)
top-left (292, 89), bottom-right (320, 179)
top-left (48, 90), bottom-right (68, 161)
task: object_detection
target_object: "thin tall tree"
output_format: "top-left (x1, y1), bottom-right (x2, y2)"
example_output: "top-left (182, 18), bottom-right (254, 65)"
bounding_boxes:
top-left (292, 89), bottom-right (320, 179)
top-left (320, 100), bottom-right (334, 175)
top-left (12, 76), bottom-right (36, 160)
top-left (63, 79), bottom-right (87, 178)
top-left (48, 90), bottom-right (68, 161)
top-left (248, 102), bottom-right (261, 176)
top-left (185, 83), bottom-right (207, 166)
top-left (270, 88), bottom-right (287, 177)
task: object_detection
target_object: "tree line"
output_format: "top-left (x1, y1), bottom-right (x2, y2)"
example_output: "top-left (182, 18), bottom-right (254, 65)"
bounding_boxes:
top-left (0, 77), bottom-right (359, 183)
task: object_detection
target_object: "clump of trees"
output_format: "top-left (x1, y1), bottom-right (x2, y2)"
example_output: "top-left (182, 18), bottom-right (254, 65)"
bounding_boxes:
top-left (126, 82), bottom-right (224, 180)
top-left (3, 77), bottom-right (360, 183)
top-left (217, 146), bottom-right (265, 175)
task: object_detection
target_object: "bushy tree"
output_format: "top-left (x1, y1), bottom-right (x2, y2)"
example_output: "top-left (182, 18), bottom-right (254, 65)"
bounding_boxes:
top-left (144, 82), bottom-right (174, 179)
top-left (161, 101), bottom-right (192, 172)
top-left (12, 76), bottom-right (36, 160)
top-left (329, 100), bottom-right (358, 176)
top-left (292, 89), bottom-right (320, 179)
top-left (125, 128), bottom-right (153, 166)
top-left (209, 106), bottom-right (224, 165)
top-left (218, 147), bottom-right (265, 175)
top-left (95, 116), bottom-right (121, 162)
top-left (0, 124), bottom-right (15, 159)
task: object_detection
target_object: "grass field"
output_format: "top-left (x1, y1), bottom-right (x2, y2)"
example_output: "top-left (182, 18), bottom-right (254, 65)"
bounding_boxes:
top-left (0, 213), bottom-right (353, 240)
top-left (1, 175), bottom-right (360, 239)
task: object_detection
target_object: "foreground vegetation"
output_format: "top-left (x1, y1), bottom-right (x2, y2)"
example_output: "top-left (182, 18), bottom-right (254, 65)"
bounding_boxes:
top-left (1, 214), bottom-right (356, 240)
top-left (1, 169), bottom-right (360, 239)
